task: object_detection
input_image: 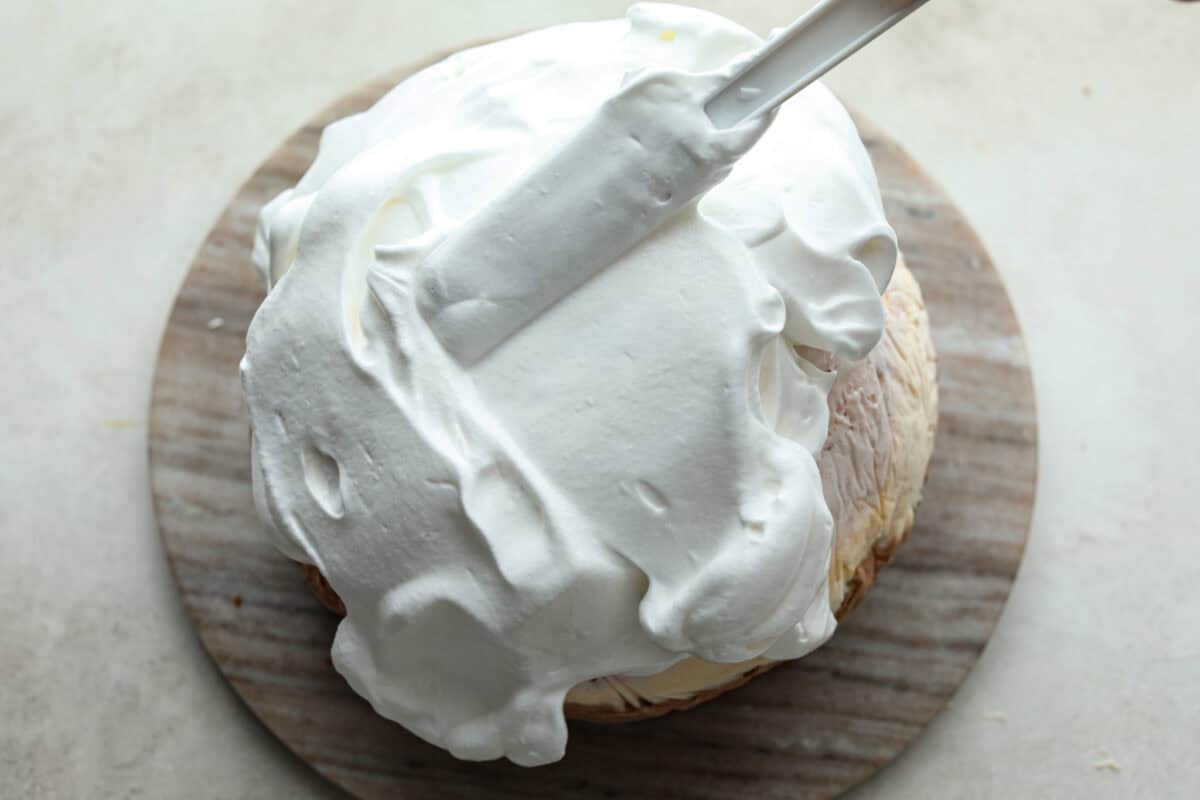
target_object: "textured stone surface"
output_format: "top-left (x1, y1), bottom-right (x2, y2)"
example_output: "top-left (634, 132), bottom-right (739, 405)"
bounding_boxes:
top-left (3, 1), bottom-right (1199, 798)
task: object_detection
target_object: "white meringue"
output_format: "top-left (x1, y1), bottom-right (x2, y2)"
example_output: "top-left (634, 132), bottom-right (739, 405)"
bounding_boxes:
top-left (243, 3), bottom-right (896, 766)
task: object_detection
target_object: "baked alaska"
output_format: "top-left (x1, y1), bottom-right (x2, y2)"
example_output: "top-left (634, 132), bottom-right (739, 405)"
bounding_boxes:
top-left (241, 3), bottom-right (937, 767)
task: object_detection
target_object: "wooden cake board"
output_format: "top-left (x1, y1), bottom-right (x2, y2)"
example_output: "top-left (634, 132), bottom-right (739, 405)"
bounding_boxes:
top-left (150, 47), bottom-right (1037, 800)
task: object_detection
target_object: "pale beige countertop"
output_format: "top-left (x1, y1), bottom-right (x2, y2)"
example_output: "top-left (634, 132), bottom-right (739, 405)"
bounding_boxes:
top-left (3, 1), bottom-right (1198, 797)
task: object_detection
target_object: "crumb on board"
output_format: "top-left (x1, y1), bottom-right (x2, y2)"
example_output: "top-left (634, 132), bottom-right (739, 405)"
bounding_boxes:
top-left (207, 316), bottom-right (225, 330)
top-left (1092, 757), bottom-right (1121, 773)
top-left (232, 594), bottom-right (243, 608)
top-left (659, 29), bottom-right (676, 42)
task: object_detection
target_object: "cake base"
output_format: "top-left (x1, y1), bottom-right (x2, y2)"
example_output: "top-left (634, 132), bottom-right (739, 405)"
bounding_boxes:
top-left (149, 50), bottom-right (1036, 800)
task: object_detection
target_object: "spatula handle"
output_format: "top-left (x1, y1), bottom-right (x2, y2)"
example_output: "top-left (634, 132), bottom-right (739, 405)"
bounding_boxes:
top-left (705, 0), bottom-right (930, 129)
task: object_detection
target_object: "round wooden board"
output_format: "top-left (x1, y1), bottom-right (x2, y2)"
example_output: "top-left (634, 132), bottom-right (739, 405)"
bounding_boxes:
top-left (150, 47), bottom-right (1037, 800)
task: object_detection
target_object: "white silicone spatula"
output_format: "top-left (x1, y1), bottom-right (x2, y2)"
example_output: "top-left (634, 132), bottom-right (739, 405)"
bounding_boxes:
top-left (417, 0), bottom-right (931, 364)
top-left (705, 0), bottom-right (930, 129)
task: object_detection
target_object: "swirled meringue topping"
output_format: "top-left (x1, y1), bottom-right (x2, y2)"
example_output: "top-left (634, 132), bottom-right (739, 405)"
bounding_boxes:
top-left (242, 3), bottom-right (896, 766)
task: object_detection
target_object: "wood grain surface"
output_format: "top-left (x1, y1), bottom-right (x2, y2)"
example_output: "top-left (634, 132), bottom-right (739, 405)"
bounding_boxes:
top-left (149, 52), bottom-right (1037, 800)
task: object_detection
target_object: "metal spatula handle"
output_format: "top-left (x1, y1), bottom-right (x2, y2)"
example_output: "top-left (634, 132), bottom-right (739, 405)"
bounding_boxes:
top-left (705, 0), bottom-right (930, 129)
